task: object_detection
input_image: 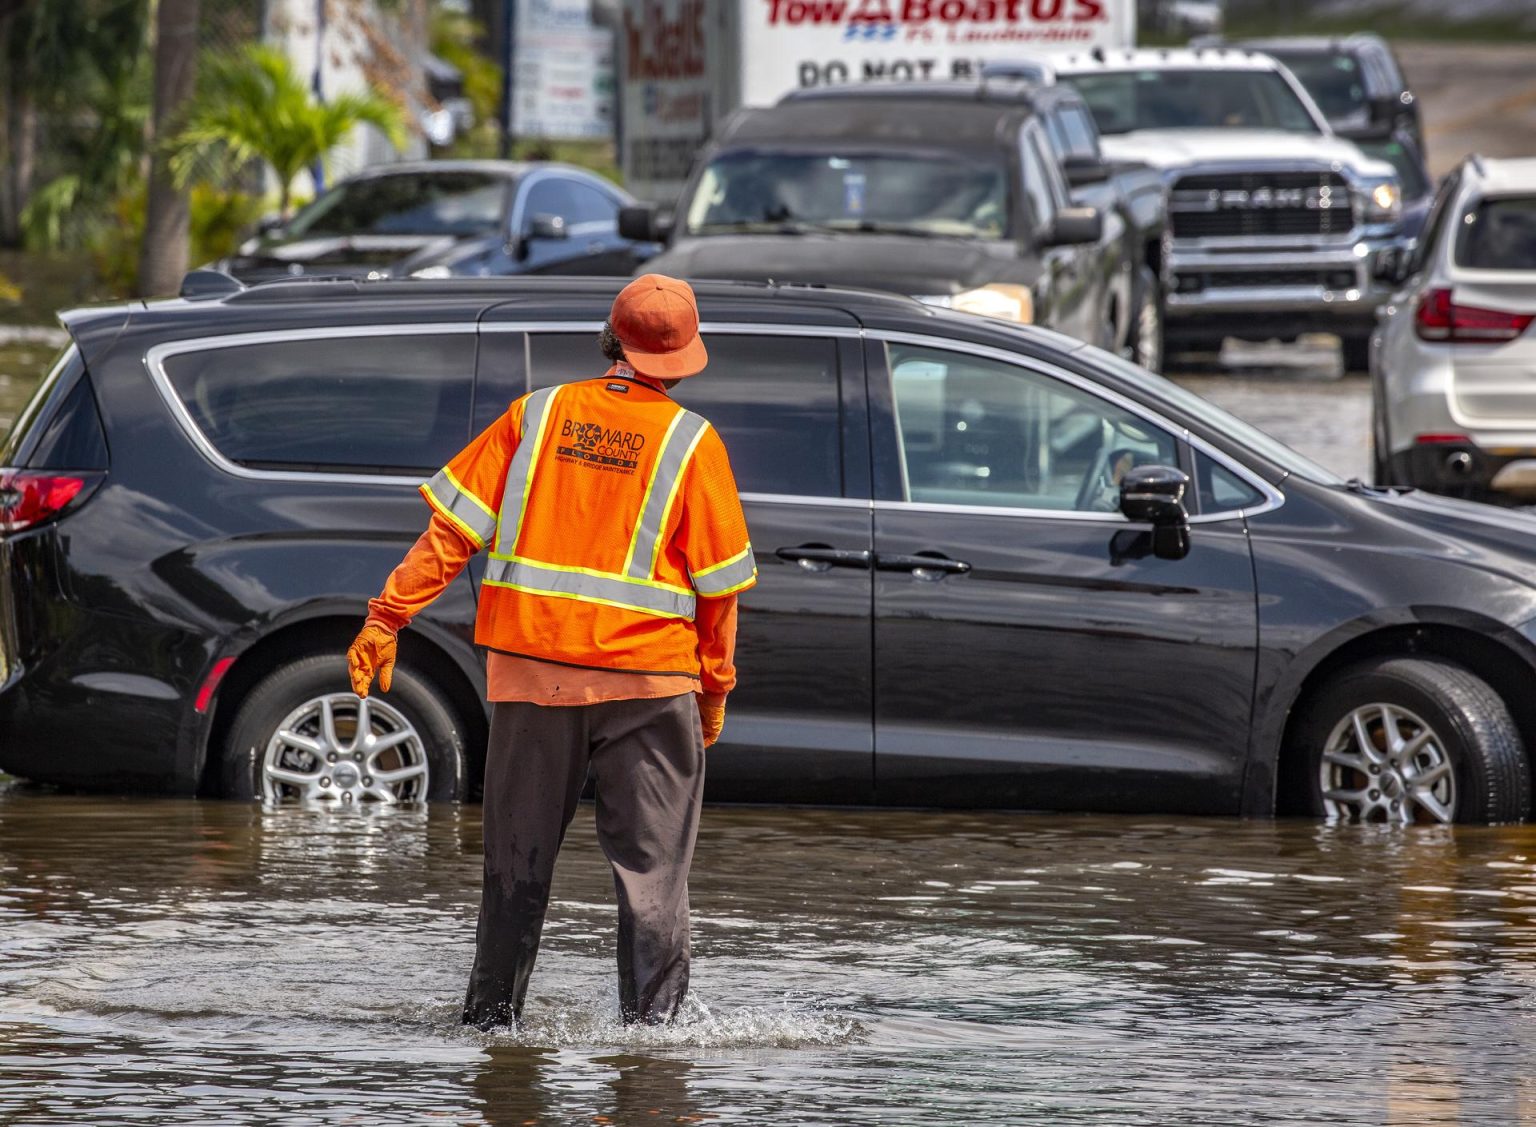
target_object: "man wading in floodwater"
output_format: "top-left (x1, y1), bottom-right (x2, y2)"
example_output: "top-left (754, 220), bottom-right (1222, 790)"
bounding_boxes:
top-left (346, 275), bottom-right (756, 1027)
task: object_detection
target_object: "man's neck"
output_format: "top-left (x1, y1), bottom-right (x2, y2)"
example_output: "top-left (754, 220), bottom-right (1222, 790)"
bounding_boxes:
top-left (608, 362), bottom-right (669, 394)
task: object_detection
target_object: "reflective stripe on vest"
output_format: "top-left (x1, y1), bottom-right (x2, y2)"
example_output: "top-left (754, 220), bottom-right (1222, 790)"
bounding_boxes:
top-left (492, 385), bottom-right (559, 557)
top-left (486, 385), bottom-right (710, 621)
top-left (421, 466), bottom-right (498, 547)
top-left (691, 544), bottom-right (757, 596)
top-left (483, 556), bottom-right (696, 619)
top-left (623, 410), bottom-right (709, 579)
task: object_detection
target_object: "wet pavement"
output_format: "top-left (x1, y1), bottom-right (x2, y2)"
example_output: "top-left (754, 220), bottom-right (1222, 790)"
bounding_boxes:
top-left (4, 789), bottom-right (1536, 1124)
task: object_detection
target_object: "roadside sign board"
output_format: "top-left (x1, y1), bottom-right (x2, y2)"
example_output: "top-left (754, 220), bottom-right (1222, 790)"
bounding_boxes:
top-left (514, 0), bottom-right (616, 140)
top-left (742, 0), bottom-right (1136, 101)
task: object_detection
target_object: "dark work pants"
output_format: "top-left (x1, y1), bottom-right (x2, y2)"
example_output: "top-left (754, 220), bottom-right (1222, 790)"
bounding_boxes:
top-left (461, 693), bottom-right (704, 1029)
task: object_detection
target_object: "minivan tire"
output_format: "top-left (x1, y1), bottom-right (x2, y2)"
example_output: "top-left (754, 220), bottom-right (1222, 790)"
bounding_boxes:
top-left (1292, 657), bottom-right (1530, 824)
top-left (220, 654), bottom-right (468, 803)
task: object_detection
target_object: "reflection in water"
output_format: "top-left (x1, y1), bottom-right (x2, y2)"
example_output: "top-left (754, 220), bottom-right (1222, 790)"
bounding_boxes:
top-left (4, 789), bottom-right (1536, 1123)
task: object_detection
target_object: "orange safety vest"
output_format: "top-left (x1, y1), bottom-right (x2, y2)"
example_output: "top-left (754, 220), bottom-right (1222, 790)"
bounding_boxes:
top-left (418, 375), bottom-right (756, 675)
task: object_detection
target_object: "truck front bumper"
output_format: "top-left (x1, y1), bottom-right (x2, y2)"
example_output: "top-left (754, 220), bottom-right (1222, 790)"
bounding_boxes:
top-left (1165, 236), bottom-right (1402, 340)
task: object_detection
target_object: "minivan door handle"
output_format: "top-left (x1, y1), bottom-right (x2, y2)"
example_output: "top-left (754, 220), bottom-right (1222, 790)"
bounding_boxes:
top-left (775, 544), bottom-right (873, 573)
top-left (875, 551), bottom-right (972, 580)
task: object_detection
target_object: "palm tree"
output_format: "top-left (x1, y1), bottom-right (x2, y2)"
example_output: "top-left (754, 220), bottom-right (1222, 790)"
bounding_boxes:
top-left (171, 43), bottom-right (408, 220)
top-left (139, 0), bottom-right (200, 298)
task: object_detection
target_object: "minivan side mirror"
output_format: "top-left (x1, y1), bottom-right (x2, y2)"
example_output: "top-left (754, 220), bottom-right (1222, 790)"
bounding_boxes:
top-left (1062, 156), bottom-right (1111, 188)
top-left (619, 204), bottom-right (673, 243)
top-left (1119, 464), bottom-right (1191, 561)
top-left (1044, 206), bottom-right (1103, 246)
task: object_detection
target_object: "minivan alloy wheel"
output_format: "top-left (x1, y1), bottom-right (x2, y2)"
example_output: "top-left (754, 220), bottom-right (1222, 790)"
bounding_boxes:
top-left (262, 692), bottom-right (429, 804)
top-left (1320, 702), bottom-right (1455, 824)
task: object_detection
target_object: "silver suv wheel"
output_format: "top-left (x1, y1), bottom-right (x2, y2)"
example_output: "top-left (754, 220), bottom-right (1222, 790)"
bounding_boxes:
top-left (261, 692), bottom-right (429, 804)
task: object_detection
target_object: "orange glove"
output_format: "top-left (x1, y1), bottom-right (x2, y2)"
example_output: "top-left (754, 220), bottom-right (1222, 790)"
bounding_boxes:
top-left (347, 622), bottom-right (397, 698)
top-left (697, 694), bottom-right (726, 749)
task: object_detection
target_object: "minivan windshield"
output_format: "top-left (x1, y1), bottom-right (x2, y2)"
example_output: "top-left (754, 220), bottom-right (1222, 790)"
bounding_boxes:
top-left (1455, 196), bottom-right (1536, 270)
top-left (1063, 69), bottom-right (1323, 135)
top-left (1085, 347), bottom-right (1347, 485)
top-left (684, 150), bottom-right (1009, 239)
top-left (283, 172), bottom-right (506, 238)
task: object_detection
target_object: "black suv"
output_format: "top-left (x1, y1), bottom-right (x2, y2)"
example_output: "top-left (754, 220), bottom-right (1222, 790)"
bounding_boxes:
top-left (5, 274), bottom-right (1536, 825)
top-left (622, 79), bottom-right (1165, 368)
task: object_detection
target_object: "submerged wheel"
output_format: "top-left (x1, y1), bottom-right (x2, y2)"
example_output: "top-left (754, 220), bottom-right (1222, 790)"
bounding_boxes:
top-left (1294, 657), bottom-right (1529, 825)
top-left (220, 654), bottom-right (467, 804)
top-left (1126, 269), bottom-right (1163, 374)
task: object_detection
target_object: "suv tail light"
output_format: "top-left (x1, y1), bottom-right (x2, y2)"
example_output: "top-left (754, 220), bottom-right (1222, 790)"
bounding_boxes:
top-left (1414, 288), bottom-right (1535, 343)
top-left (0, 469), bottom-right (104, 533)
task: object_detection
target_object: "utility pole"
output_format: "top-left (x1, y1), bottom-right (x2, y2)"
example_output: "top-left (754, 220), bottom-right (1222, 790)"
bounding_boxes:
top-left (499, 0), bottom-right (517, 158)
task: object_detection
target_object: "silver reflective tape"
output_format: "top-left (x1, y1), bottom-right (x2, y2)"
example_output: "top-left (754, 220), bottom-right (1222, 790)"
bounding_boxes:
top-left (423, 469), bottom-right (497, 545)
top-left (485, 557), bottom-right (697, 619)
top-left (692, 549), bottom-right (757, 595)
top-left (494, 386), bottom-right (559, 556)
top-left (626, 410), bottom-right (708, 580)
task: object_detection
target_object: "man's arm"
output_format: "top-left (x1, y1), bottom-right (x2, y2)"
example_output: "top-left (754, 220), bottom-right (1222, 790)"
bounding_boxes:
top-left (349, 404), bottom-right (521, 697)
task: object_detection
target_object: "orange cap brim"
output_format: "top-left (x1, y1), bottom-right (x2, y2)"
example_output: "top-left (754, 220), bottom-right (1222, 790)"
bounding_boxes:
top-left (623, 331), bottom-right (708, 379)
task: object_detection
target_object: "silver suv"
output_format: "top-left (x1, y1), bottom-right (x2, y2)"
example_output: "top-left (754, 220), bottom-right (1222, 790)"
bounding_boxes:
top-left (1373, 156), bottom-right (1536, 502)
top-left (1052, 48), bottom-right (1405, 370)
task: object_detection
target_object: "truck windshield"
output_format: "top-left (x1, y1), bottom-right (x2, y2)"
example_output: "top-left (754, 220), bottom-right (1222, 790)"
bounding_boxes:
top-left (684, 150), bottom-right (1009, 240)
top-left (1064, 70), bottom-right (1322, 135)
top-left (283, 172), bottom-right (506, 238)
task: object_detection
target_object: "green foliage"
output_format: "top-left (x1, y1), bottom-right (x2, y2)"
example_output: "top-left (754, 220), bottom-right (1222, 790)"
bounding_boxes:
top-left (89, 182), bottom-right (264, 297)
top-left (171, 44), bottom-right (409, 214)
top-left (0, 272), bottom-right (19, 306)
top-left (430, 6), bottom-right (502, 127)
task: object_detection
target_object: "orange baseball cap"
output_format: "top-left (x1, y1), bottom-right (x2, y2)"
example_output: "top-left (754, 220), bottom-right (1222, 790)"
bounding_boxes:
top-left (610, 274), bottom-right (708, 379)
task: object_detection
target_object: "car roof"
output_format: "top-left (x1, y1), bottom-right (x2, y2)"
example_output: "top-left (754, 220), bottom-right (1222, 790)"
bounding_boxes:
top-left (1465, 156), bottom-right (1536, 194)
top-left (724, 92), bottom-right (1028, 150)
top-left (1052, 47), bottom-right (1284, 73)
top-left (335, 159), bottom-right (569, 183)
top-left (781, 81), bottom-right (1039, 108)
top-left (1221, 33), bottom-right (1388, 55)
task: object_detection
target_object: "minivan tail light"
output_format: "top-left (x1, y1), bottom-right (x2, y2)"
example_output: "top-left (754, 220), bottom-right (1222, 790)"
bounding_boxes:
top-left (1414, 287), bottom-right (1535, 343)
top-left (0, 469), bottom-right (104, 533)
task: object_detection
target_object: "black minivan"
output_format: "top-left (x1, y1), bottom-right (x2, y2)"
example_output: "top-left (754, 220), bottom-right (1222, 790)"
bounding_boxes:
top-left (4, 274), bottom-right (1536, 824)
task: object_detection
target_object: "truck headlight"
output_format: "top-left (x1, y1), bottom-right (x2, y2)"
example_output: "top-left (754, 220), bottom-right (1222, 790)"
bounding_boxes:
top-left (1364, 180), bottom-right (1401, 223)
top-left (915, 284), bottom-right (1035, 324)
top-left (410, 265), bottom-right (455, 279)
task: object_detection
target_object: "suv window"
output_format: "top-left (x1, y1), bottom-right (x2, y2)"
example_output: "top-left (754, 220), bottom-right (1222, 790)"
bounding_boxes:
top-left (162, 333), bottom-right (475, 473)
top-left (1455, 196), bottom-right (1536, 271)
top-left (528, 331), bottom-right (844, 498)
top-left (1410, 170), bottom-right (1462, 276)
top-left (887, 343), bottom-right (1178, 512)
top-left (1194, 449), bottom-right (1265, 513)
top-left (1019, 129), bottom-right (1058, 233)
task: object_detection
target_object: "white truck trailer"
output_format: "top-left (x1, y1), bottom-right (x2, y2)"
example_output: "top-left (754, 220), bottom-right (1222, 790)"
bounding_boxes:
top-left (620, 0), bottom-right (1137, 202)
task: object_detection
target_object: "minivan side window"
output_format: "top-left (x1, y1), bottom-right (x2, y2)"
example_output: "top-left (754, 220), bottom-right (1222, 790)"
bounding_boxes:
top-left (162, 333), bottom-right (475, 473)
top-left (528, 331), bottom-right (844, 498)
top-left (887, 343), bottom-right (1178, 512)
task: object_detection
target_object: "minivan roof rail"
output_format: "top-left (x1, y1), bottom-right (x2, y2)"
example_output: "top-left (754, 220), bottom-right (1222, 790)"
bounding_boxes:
top-left (179, 269), bottom-right (245, 301)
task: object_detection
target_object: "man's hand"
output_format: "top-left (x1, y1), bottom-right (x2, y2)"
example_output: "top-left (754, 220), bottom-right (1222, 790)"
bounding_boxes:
top-left (347, 623), bottom-right (397, 698)
top-left (697, 694), bottom-right (725, 749)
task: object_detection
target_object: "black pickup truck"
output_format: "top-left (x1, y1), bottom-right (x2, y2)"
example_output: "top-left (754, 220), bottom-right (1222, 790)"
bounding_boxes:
top-left (620, 77), bottom-right (1168, 370)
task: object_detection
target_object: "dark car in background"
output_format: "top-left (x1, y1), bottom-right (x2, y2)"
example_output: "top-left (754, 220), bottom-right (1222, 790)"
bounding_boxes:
top-left (217, 159), bottom-right (652, 282)
top-left (622, 80), bottom-right (1165, 368)
top-left (1208, 33), bottom-right (1424, 149)
top-left (4, 274), bottom-right (1536, 826)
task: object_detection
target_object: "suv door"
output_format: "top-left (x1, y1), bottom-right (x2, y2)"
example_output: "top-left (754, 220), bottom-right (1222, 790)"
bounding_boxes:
top-left (867, 335), bottom-right (1259, 813)
top-left (479, 313), bottom-right (875, 804)
top-left (1021, 123), bottom-right (1101, 346)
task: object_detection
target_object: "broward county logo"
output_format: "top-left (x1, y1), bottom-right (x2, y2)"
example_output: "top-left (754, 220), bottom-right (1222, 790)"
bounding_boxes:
top-left (556, 418), bottom-right (646, 473)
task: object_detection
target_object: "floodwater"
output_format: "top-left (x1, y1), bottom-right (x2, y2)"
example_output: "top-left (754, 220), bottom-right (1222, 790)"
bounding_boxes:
top-left (5, 788), bottom-right (1536, 1124)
